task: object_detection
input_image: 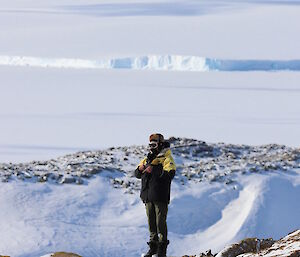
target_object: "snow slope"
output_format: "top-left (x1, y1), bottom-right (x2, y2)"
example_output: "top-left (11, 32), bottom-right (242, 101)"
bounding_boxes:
top-left (0, 139), bottom-right (300, 257)
top-left (0, 167), bottom-right (299, 257)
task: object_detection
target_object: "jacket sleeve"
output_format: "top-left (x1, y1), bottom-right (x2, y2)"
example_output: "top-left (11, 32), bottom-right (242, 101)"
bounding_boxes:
top-left (135, 157), bottom-right (147, 179)
top-left (160, 169), bottom-right (175, 180)
top-left (161, 154), bottom-right (176, 180)
top-left (135, 167), bottom-right (142, 179)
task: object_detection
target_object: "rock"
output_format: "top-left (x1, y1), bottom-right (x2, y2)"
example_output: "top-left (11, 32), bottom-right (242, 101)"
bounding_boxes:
top-left (200, 249), bottom-right (215, 256)
top-left (182, 249), bottom-right (215, 257)
top-left (38, 175), bottom-right (48, 182)
top-left (1, 176), bottom-right (10, 182)
top-left (59, 176), bottom-right (76, 184)
top-left (236, 230), bottom-right (299, 257)
top-left (225, 179), bottom-right (235, 185)
top-left (76, 178), bottom-right (84, 185)
top-left (259, 238), bottom-right (276, 250)
top-left (42, 252), bottom-right (82, 257)
top-left (216, 237), bottom-right (275, 257)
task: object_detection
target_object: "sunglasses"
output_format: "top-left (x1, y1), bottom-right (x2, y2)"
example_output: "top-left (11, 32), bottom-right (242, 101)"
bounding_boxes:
top-left (149, 142), bottom-right (159, 149)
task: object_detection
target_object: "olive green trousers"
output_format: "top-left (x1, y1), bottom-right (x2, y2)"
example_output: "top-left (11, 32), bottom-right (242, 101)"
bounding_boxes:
top-left (145, 201), bottom-right (168, 243)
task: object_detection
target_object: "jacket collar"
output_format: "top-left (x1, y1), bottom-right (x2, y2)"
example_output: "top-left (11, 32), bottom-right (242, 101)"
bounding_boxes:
top-left (157, 148), bottom-right (171, 158)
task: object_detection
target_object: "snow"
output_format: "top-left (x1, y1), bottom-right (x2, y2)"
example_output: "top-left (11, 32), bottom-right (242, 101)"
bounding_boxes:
top-left (167, 172), bottom-right (300, 256)
top-left (0, 140), bottom-right (299, 257)
top-left (0, 174), bottom-right (145, 257)
top-left (0, 156), bottom-right (299, 256)
top-left (0, 55), bottom-right (209, 71)
top-left (2, 67), bottom-right (300, 163)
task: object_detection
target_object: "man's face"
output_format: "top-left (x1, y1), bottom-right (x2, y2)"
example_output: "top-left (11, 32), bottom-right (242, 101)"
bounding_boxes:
top-left (149, 141), bottom-right (159, 153)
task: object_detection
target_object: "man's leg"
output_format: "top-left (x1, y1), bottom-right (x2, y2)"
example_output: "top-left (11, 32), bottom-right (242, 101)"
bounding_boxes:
top-left (145, 202), bottom-right (158, 242)
top-left (154, 202), bottom-right (168, 242)
top-left (154, 202), bottom-right (169, 257)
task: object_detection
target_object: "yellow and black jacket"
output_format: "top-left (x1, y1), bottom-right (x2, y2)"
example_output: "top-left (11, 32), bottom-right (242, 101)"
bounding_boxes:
top-left (135, 147), bottom-right (176, 204)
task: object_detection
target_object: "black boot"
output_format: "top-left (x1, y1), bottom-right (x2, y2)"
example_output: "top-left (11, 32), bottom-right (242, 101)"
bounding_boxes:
top-left (157, 240), bottom-right (169, 257)
top-left (144, 241), bottom-right (158, 257)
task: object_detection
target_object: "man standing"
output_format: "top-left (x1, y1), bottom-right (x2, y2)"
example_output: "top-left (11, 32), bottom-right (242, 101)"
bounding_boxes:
top-left (135, 133), bottom-right (176, 257)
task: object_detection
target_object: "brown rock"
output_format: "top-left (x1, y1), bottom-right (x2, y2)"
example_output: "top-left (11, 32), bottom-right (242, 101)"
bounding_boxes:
top-left (216, 237), bottom-right (275, 257)
top-left (51, 252), bottom-right (82, 257)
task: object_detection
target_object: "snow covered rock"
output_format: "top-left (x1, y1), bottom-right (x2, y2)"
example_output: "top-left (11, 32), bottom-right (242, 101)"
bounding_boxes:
top-left (1, 137), bottom-right (300, 191)
top-left (216, 230), bottom-right (300, 257)
top-left (179, 230), bottom-right (299, 257)
top-left (238, 230), bottom-right (300, 257)
top-left (215, 237), bottom-right (275, 257)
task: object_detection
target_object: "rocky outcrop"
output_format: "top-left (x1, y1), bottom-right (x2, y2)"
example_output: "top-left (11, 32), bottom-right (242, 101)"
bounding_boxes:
top-left (215, 237), bottom-right (275, 257)
top-left (238, 230), bottom-right (300, 257)
top-left (1, 138), bottom-right (300, 193)
top-left (180, 230), bottom-right (300, 257)
top-left (215, 230), bottom-right (299, 257)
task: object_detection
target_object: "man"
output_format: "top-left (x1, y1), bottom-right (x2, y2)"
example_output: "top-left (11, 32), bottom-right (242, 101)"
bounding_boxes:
top-left (135, 133), bottom-right (176, 257)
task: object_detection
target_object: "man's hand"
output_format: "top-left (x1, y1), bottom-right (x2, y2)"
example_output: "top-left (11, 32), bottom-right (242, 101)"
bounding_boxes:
top-left (143, 165), bottom-right (153, 174)
top-left (138, 164), bottom-right (146, 172)
top-left (138, 164), bottom-right (153, 173)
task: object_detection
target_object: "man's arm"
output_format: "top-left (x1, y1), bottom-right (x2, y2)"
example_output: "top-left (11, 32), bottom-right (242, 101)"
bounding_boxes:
top-left (160, 153), bottom-right (176, 180)
top-left (135, 167), bottom-right (142, 179)
top-left (134, 158), bottom-right (147, 179)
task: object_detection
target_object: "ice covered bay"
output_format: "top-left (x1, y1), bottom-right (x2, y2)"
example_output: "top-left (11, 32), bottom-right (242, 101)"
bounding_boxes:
top-left (1, 67), bottom-right (300, 163)
top-left (1, 0), bottom-right (300, 162)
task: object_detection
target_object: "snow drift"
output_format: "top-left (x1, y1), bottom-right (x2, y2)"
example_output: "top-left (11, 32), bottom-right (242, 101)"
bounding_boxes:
top-left (1, 55), bottom-right (300, 72)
